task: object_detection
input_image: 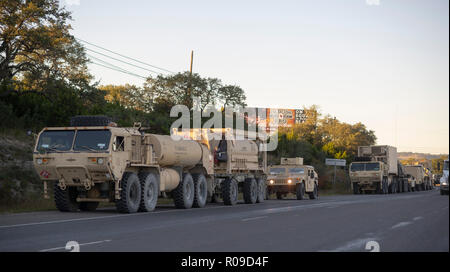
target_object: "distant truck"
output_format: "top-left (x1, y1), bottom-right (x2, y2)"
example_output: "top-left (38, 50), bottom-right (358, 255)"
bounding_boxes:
top-left (440, 158), bottom-right (449, 195)
top-left (404, 165), bottom-right (430, 191)
top-left (32, 116), bottom-right (267, 213)
top-left (349, 145), bottom-right (405, 194)
top-left (266, 157), bottom-right (319, 200)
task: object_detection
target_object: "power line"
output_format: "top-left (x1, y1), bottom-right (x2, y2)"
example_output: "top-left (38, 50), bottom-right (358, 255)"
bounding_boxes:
top-left (90, 62), bottom-right (147, 79)
top-left (87, 53), bottom-right (135, 74)
top-left (85, 47), bottom-right (163, 75)
top-left (76, 37), bottom-right (174, 74)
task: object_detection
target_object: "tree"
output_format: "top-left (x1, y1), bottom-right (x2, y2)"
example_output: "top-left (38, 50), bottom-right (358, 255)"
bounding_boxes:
top-left (0, 0), bottom-right (91, 97)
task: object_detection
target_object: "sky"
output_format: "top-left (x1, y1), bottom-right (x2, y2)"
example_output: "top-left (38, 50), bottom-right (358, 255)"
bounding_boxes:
top-left (62, 0), bottom-right (449, 154)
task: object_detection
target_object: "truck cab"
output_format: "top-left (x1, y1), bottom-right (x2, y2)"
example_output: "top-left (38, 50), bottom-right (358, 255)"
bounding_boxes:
top-left (349, 161), bottom-right (385, 194)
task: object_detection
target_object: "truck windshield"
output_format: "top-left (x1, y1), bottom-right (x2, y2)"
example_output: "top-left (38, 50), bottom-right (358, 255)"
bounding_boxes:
top-left (270, 168), bottom-right (286, 175)
top-left (350, 163), bottom-right (365, 172)
top-left (289, 168), bottom-right (305, 174)
top-left (36, 130), bottom-right (75, 151)
top-left (365, 163), bottom-right (380, 171)
top-left (73, 130), bottom-right (111, 151)
top-left (351, 163), bottom-right (380, 171)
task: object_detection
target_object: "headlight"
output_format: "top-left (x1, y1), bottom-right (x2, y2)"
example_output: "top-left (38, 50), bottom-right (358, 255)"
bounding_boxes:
top-left (287, 179), bottom-right (292, 184)
top-left (269, 180), bottom-right (274, 184)
top-left (442, 182), bottom-right (448, 186)
top-left (37, 158), bottom-right (43, 165)
top-left (97, 158), bottom-right (104, 165)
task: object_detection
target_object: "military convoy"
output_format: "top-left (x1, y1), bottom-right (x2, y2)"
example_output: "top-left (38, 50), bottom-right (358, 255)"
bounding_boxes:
top-left (32, 116), bottom-right (440, 212)
top-left (349, 144), bottom-right (436, 194)
top-left (32, 116), bottom-right (267, 213)
top-left (266, 157), bottom-right (319, 200)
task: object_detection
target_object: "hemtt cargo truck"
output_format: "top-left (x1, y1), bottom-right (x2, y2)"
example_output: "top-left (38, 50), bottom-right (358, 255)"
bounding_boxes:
top-left (266, 157), bottom-right (319, 200)
top-left (32, 116), bottom-right (267, 213)
top-left (404, 165), bottom-right (432, 191)
top-left (349, 145), bottom-right (402, 194)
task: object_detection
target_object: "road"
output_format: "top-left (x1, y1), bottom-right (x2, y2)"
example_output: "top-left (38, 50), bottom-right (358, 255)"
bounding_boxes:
top-left (0, 189), bottom-right (448, 252)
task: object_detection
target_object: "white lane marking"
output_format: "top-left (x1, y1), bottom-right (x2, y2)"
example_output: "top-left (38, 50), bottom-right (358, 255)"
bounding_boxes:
top-left (39, 239), bottom-right (112, 252)
top-left (320, 237), bottom-right (377, 252)
top-left (391, 221), bottom-right (412, 229)
top-left (0, 204), bottom-right (239, 229)
top-left (242, 216), bottom-right (268, 222)
top-left (413, 216), bottom-right (423, 221)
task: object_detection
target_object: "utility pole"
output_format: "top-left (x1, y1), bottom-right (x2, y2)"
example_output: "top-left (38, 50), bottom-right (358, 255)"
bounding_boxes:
top-left (190, 50), bottom-right (194, 75)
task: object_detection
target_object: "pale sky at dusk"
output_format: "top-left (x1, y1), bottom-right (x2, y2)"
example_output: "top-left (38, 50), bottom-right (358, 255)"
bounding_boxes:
top-left (63, 0), bottom-right (449, 154)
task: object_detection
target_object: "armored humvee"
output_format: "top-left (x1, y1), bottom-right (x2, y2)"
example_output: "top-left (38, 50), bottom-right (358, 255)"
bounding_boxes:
top-left (266, 157), bottom-right (318, 200)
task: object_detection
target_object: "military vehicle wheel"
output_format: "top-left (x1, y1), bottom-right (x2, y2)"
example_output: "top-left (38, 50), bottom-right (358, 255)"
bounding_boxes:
top-left (116, 172), bottom-right (142, 213)
top-left (375, 182), bottom-right (382, 194)
top-left (222, 178), bottom-right (238, 205)
top-left (243, 178), bottom-right (258, 204)
top-left (256, 178), bottom-right (266, 203)
top-left (54, 183), bottom-right (79, 212)
top-left (79, 202), bottom-right (99, 211)
top-left (138, 172), bottom-right (159, 212)
top-left (192, 174), bottom-right (207, 208)
top-left (276, 192), bottom-right (283, 199)
top-left (308, 183), bottom-right (318, 199)
top-left (353, 183), bottom-right (359, 195)
top-left (296, 182), bottom-right (305, 200)
top-left (173, 173), bottom-right (195, 209)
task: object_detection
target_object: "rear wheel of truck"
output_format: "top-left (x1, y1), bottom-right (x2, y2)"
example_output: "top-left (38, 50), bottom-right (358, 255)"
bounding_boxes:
top-left (79, 202), bottom-right (99, 211)
top-left (276, 192), bottom-right (283, 199)
top-left (353, 183), bottom-right (359, 195)
top-left (308, 183), bottom-right (318, 199)
top-left (222, 178), bottom-right (238, 205)
top-left (54, 184), bottom-right (79, 212)
top-left (256, 178), bottom-right (266, 203)
top-left (138, 172), bottom-right (159, 212)
top-left (243, 178), bottom-right (258, 204)
top-left (296, 182), bottom-right (306, 200)
top-left (116, 172), bottom-right (142, 213)
top-left (173, 173), bottom-right (195, 209)
top-left (192, 174), bottom-right (207, 208)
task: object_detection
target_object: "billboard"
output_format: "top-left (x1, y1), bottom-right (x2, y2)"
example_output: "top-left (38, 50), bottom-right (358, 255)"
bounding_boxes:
top-left (266, 108), bottom-right (307, 131)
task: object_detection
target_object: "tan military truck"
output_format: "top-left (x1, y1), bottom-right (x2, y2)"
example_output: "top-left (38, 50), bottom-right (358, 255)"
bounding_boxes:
top-left (172, 128), bottom-right (267, 205)
top-left (266, 157), bottom-right (318, 200)
top-left (33, 117), bottom-right (267, 213)
top-left (404, 165), bottom-right (426, 191)
top-left (33, 116), bottom-right (217, 213)
top-left (349, 145), bottom-right (401, 194)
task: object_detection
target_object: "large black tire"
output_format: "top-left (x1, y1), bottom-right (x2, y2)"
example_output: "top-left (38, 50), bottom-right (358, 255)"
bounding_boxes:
top-left (353, 183), bottom-right (360, 195)
top-left (173, 173), bottom-right (195, 209)
top-left (116, 172), bottom-right (142, 213)
top-left (243, 178), bottom-right (258, 204)
top-left (276, 192), bottom-right (283, 200)
top-left (138, 172), bottom-right (159, 212)
top-left (79, 202), bottom-right (99, 211)
top-left (70, 115), bottom-right (112, 127)
top-left (375, 182), bottom-right (382, 194)
top-left (296, 182), bottom-right (305, 200)
top-left (256, 178), bottom-right (266, 203)
top-left (54, 183), bottom-right (79, 212)
top-left (192, 174), bottom-right (208, 208)
top-left (222, 178), bottom-right (238, 205)
top-left (397, 179), bottom-right (402, 193)
top-left (308, 183), bottom-right (318, 199)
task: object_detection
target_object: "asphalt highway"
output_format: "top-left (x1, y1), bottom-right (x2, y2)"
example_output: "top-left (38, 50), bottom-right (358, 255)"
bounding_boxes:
top-left (0, 189), bottom-right (448, 252)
